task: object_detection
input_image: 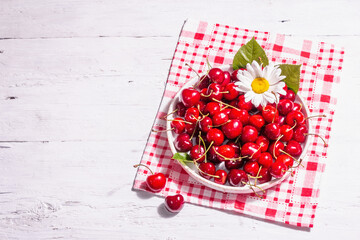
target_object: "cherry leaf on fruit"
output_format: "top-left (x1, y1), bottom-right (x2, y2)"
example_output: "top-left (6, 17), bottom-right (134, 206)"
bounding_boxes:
top-left (233, 37), bottom-right (269, 70)
top-left (172, 152), bottom-right (192, 166)
top-left (278, 64), bottom-right (301, 94)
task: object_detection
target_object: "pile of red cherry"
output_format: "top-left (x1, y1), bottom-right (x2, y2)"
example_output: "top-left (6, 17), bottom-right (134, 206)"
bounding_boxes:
top-left (168, 66), bottom-right (325, 190)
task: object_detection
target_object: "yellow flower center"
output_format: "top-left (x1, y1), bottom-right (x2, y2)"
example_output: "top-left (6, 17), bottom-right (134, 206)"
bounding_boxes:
top-left (251, 77), bottom-right (269, 94)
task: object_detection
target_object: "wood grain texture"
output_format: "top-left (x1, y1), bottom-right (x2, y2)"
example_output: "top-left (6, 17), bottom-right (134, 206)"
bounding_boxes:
top-left (0, 0), bottom-right (359, 239)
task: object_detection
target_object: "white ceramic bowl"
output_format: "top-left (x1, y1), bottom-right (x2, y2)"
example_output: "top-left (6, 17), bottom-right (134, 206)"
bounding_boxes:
top-left (166, 64), bottom-right (311, 193)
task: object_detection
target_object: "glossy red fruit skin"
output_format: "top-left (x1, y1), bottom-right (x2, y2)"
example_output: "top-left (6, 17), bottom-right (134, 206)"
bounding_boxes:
top-left (241, 142), bottom-right (261, 161)
top-left (176, 102), bottom-right (186, 117)
top-left (268, 141), bottom-right (285, 158)
top-left (292, 124), bottom-right (308, 143)
top-left (214, 170), bottom-right (228, 185)
top-left (237, 95), bottom-right (253, 111)
top-left (222, 119), bottom-right (243, 139)
top-left (231, 69), bottom-right (241, 82)
top-left (165, 194), bottom-right (184, 213)
top-left (227, 141), bottom-right (240, 155)
top-left (257, 168), bottom-right (272, 184)
top-left (256, 136), bottom-right (270, 152)
top-left (280, 125), bottom-right (294, 142)
top-left (241, 125), bottom-right (258, 143)
top-left (208, 68), bottom-right (225, 84)
top-left (204, 102), bottom-right (220, 117)
top-left (222, 71), bottom-right (231, 86)
top-left (292, 102), bottom-right (302, 111)
top-left (217, 145), bottom-right (236, 161)
top-left (227, 169), bottom-right (248, 187)
top-left (223, 83), bottom-right (239, 101)
top-left (199, 88), bottom-right (208, 102)
top-left (171, 118), bottom-right (186, 134)
top-left (278, 99), bottom-right (294, 116)
top-left (258, 152), bottom-right (273, 168)
top-left (225, 158), bottom-right (243, 170)
top-left (262, 105), bottom-right (279, 123)
top-left (196, 100), bottom-right (206, 113)
top-left (206, 128), bottom-right (224, 146)
top-left (285, 140), bottom-right (303, 157)
top-left (278, 115), bottom-right (286, 126)
top-left (174, 133), bottom-right (193, 152)
top-left (264, 123), bottom-right (281, 140)
top-left (283, 89), bottom-right (296, 102)
top-left (185, 107), bottom-right (200, 123)
top-left (198, 75), bottom-right (211, 90)
top-left (228, 109), bottom-right (250, 125)
top-left (189, 145), bottom-right (206, 163)
top-left (212, 111), bottom-right (229, 126)
top-left (199, 162), bottom-right (216, 179)
top-left (249, 114), bottom-right (265, 130)
top-left (180, 87), bottom-right (200, 108)
top-left (199, 116), bottom-right (212, 133)
top-left (206, 83), bottom-right (223, 101)
top-left (277, 154), bottom-right (294, 168)
top-left (244, 161), bottom-right (260, 176)
top-left (184, 122), bottom-right (196, 135)
top-left (208, 146), bottom-right (220, 164)
top-left (146, 173), bottom-right (166, 192)
top-left (280, 84), bottom-right (288, 98)
top-left (269, 161), bottom-right (288, 178)
top-left (285, 111), bottom-right (305, 127)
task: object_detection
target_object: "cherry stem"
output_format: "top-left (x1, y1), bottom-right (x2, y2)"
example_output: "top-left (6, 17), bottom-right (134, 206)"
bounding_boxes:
top-left (213, 147), bottom-right (244, 162)
top-left (194, 159), bottom-right (220, 179)
top-left (194, 68), bottom-right (211, 88)
top-left (279, 149), bottom-right (304, 167)
top-left (152, 128), bottom-right (174, 133)
top-left (254, 165), bottom-right (263, 186)
top-left (206, 57), bottom-right (212, 70)
top-left (212, 98), bottom-right (241, 111)
top-left (211, 119), bottom-right (231, 128)
top-left (288, 123), bottom-right (297, 131)
top-left (273, 134), bottom-right (284, 159)
top-left (162, 108), bottom-right (178, 120)
top-left (258, 57), bottom-right (264, 66)
top-left (194, 135), bottom-right (212, 162)
top-left (235, 134), bottom-right (241, 144)
top-left (133, 164), bottom-right (154, 175)
top-left (242, 180), bottom-right (265, 199)
top-left (185, 63), bottom-right (200, 78)
top-left (305, 133), bottom-right (328, 147)
top-left (249, 145), bottom-right (262, 160)
top-left (167, 118), bottom-right (193, 124)
top-left (305, 114), bottom-right (327, 121)
top-left (201, 90), bottom-right (213, 98)
top-left (219, 91), bottom-right (230, 94)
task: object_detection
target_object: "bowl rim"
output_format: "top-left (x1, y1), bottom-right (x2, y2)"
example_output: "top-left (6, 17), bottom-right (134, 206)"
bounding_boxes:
top-left (166, 64), bottom-right (311, 193)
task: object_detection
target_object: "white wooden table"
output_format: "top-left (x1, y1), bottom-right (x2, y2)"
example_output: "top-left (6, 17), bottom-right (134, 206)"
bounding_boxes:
top-left (0, 1), bottom-right (359, 239)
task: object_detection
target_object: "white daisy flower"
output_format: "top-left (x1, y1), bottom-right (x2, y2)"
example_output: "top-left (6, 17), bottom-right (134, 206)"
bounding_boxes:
top-left (234, 61), bottom-right (287, 107)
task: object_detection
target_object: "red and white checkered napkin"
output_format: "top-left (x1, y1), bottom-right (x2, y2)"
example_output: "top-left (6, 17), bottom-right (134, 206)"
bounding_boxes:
top-left (133, 19), bottom-right (344, 228)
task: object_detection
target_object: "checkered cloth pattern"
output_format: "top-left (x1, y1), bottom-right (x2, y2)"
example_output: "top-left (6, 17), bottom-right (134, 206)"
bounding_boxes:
top-left (133, 19), bottom-right (344, 228)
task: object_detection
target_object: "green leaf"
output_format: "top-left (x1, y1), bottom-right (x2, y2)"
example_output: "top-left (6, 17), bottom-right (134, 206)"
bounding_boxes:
top-left (232, 37), bottom-right (269, 70)
top-left (172, 152), bottom-right (192, 166)
top-left (278, 64), bottom-right (301, 94)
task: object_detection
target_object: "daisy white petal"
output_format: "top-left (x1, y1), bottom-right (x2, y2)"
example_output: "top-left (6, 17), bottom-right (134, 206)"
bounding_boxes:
top-left (251, 94), bottom-right (263, 107)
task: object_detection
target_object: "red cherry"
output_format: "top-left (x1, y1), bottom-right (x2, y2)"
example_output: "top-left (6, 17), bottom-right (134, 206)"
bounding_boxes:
top-left (237, 95), bottom-right (253, 111)
top-left (176, 102), bottom-right (186, 117)
top-left (222, 108), bottom-right (231, 115)
top-left (256, 135), bottom-right (270, 152)
top-left (277, 154), bottom-right (294, 168)
top-left (241, 142), bottom-right (261, 161)
top-left (278, 99), bottom-right (294, 116)
top-left (225, 157), bottom-right (244, 170)
top-left (292, 124), bottom-right (308, 143)
top-left (199, 88), bottom-right (208, 102)
top-left (292, 103), bottom-right (302, 111)
top-left (165, 194), bottom-right (184, 213)
top-left (223, 83), bottom-right (239, 101)
top-left (227, 169), bottom-right (248, 187)
top-left (280, 125), bottom-right (294, 142)
top-left (231, 69), bottom-right (243, 82)
top-left (208, 146), bottom-right (220, 164)
top-left (258, 152), bottom-right (273, 168)
top-left (262, 105), bottom-right (279, 123)
top-left (171, 118), bottom-right (186, 134)
top-left (249, 114), bottom-right (265, 130)
top-left (214, 170), bottom-right (228, 185)
top-left (227, 141), bottom-right (240, 155)
top-left (282, 89), bottom-right (296, 102)
top-left (217, 144), bottom-right (236, 161)
top-left (204, 102), bottom-right (220, 117)
top-left (185, 107), bottom-right (200, 123)
top-left (241, 125), bottom-right (258, 143)
top-left (269, 161), bottom-right (288, 178)
top-left (285, 140), bottom-right (303, 157)
top-left (199, 116), bottom-right (212, 133)
top-left (212, 111), bottom-right (229, 126)
top-left (180, 87), bottom-right (200, 108)
top-left (199, 162), bottom-right (216, 179)
top-left (268, 141), bottom-right (285, 158)
top-left (174, 133), bottom-right (193, 152)
top-left (196, 100), bottom-right (206, 113)
top-left (222, 119), bottom-right (243, 139)
top-left (221, 71), bottom-right (231, 86)
top-left (198, 75), bottom-right (211, 89)
top-left (206, 128), bottom-right (224, 146)
top-left (244, 161), bottom-right (260, 176)
top-left (285, 111), bottom-right (305, 127)
top-left (189, 145), bottom-right (206, 163)
top-left (264, 123), bottom-right (281, 140)
top-left (278, 115), bottom-right (286, 126)
top-left (208, 68), bottom-right (225, 84)
top-left (184, 122), bottom-right (197, 135)
top-left (134, 164), bottom-right (166, 192)
top-left (280, 84), bottom-right (288, 98)
top-left (206, 83), bottom-right (223, 101)
top-left (228, 109), bottom-right (249, 125)
top-left (257, 168), bottom-right (272, 184)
